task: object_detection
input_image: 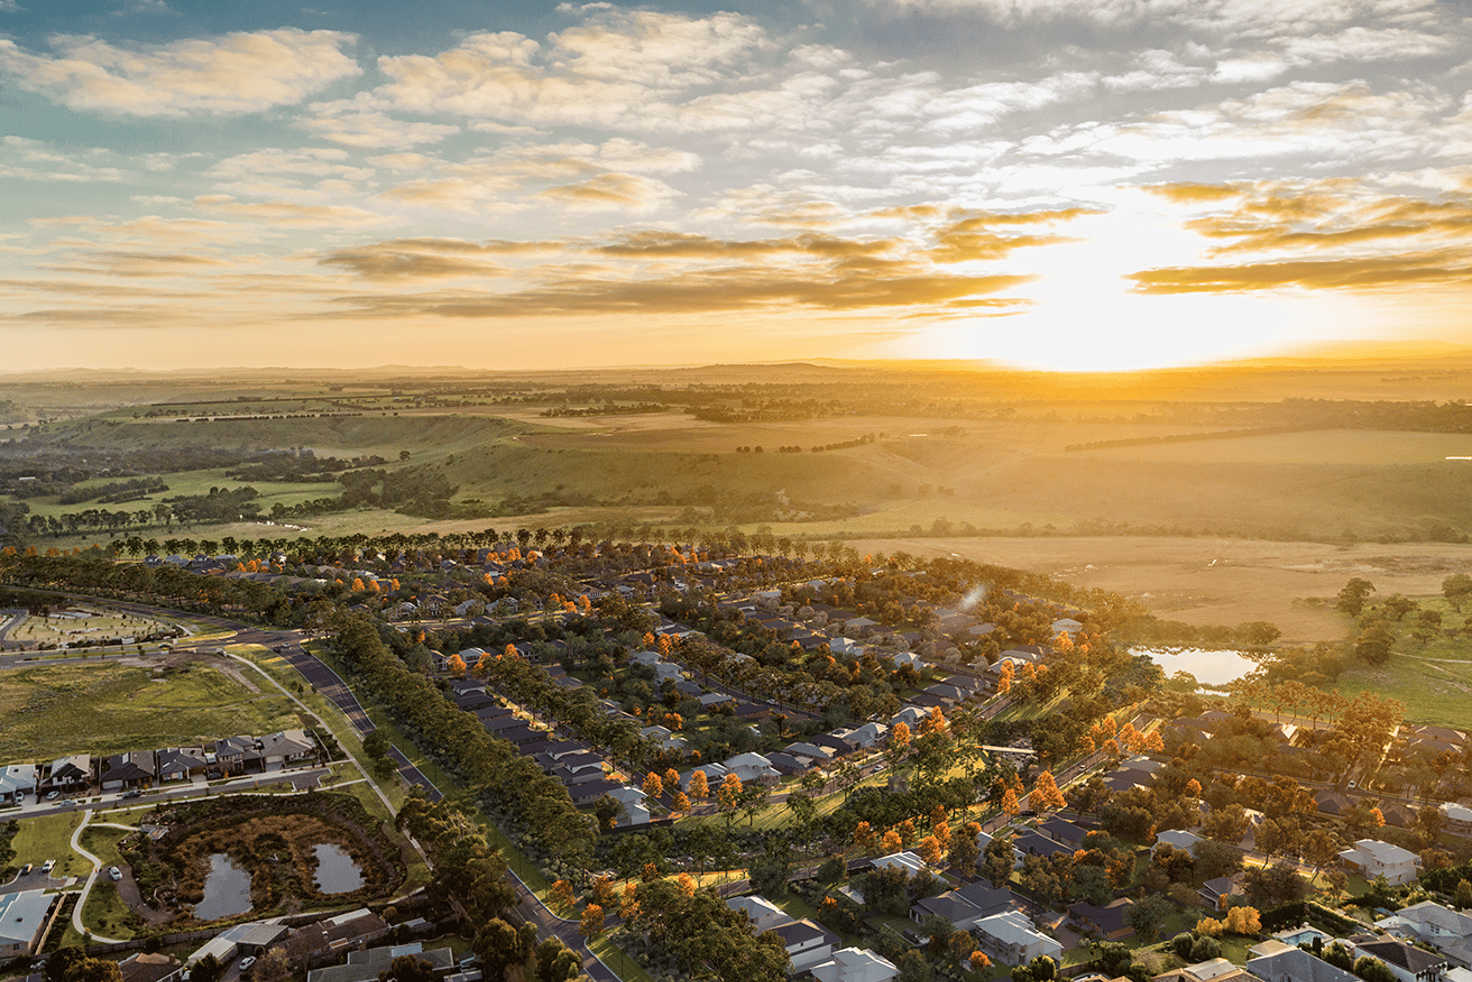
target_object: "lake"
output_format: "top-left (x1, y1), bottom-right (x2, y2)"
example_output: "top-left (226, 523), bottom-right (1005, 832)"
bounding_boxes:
top-left (1131, 646), bottom-right (1257, 687)
top-left (194, 853), bottom-right (252, 920)
top-left (313, 843), bottom-right (364, 894)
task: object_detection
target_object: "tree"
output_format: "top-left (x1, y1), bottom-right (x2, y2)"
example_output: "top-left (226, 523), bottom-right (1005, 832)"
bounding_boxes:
top-left (46, 948), bottom-right (88, 982)
top-left (548, 878), bottom-right (576, 913)
top-left (580, 903), bottom-right (605, 940)
top-left (1032, 770), bottom-right (1066, 812)
top-left (1223, 906), bottom-right (1261, 935)
top-left (446, 653), bottom-right (467, 676)
top-left (1353, 956), bottom-right (1396, 982)
top-left (983, 832), bottom-right (1014, 888)
top-left (950, 824), bottom-right (980, 877)
top-left (643, 772), bottom-right (664, 798)
top-left (249, 950), bottom-right (293, 982)
top-left (688, 769), bottom-right (709, 800)
top-left (1337, 578), bottom-right (1375, 616)
top-left (1126, 894), bottom-right (1173, 942)
top-left (378, 956), bottom-right (436, 982)
top-left (188, 956), bottom-right (222, 982)
top-left (1444, 573), bottom-right (1472, 611)
top-left (1355, 622), bottom-right (1393, 666)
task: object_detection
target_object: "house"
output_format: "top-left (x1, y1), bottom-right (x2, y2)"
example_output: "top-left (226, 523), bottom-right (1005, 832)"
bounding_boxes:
top-left (1199, 875), bottom-right (1244, 912)
top-left (1013, 830), bottom-right (1073, 860)
top-left (1246, 947), bottom-right (1359, 982)
top-left (1379, 901), bottom-right (1472, 967)
top-left (1315, 791), bottom-right (1353, 816)
top-left (769, 918), bottom-right (840, 974)
top-left (911, 894), bottom-right (989, 932)
top-left (260, 729), bottom-right (315, 769)
top-left (1153, 829), bottom-right (1204, 857)
top-left (0, 764), bottom-right (36, 801)
top-left (118, 952), bottom-right (186, 982)
top-left (1067, 899), bottom-right (1134, 940)
top-left (872, 852), bottom-right (929, 876)
top-left (101, 751), bottom-right (157, 791)
top-left (843, 722), bottom-right (888, 748)
top-left (682, 764), bottom-right (729, 792)
top-left (1153, 957), bottom-right (1262, 982)
top-left (0, 890), bottom-right (53, 955)
top-left (1038, 817), bottom-right (1090, 850)
top-left (699, 692), bottom-right (736, 710)
top-left (1339, 839), bottom-right (1421, 886)
top-left (306, 943), bottom-right (456, 982)
top-left (727, 895), bottom-right (789, 932)
top-left (214, 736), bottom-right (263, 774)
top-left (972, 909), bottom-right (1063, 966)
top-left (1350, 936), bottom-right (1448, 982)
top-left (49, 754), bottom-right (91, 789)
top-left (723, 752), bottom-right (780, 785)
top-left (766, 753), bottom-right (809, 776)
top-left (1442, 802), bottom-right (1472, 837)
top-left (811, 948), bottom-right (899, 982)
top-left (157, 748), bottom-right (209, 782)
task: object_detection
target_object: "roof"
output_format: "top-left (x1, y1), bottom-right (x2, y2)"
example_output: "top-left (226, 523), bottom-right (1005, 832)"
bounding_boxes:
top-left (0, 890), bottom-right (51, 945)
top-left (306, 945), bottom-right (455, 982)
top-left (1354, 937), bottom-right (1448, 974)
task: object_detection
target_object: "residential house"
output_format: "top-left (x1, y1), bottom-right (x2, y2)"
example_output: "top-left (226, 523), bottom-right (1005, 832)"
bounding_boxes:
top-left (1067, 899), bottom-right (1135, 941)
top-left (1339, 839), bottom-right (1421, 886)
top-left (727, 896), bottom-right (789, 932)
top-left (871, 852), bottom-right (929, 876)
top-left (1038, 817), bottom-right (1090, 850)
top-left (769, 919), bottom-right (840, 974)
top-left (843, 722), bottom-right (888, 748)
top-left (260, 729), bottom-right (316, 769)
top-left (1013, 830), bottom-right (1074, 860)
top-left (1380, 901), bottom-right (1472, 967)
top-left (100, 751), bottom-right (156, 791)
top-left (118, 952), bottom-right (185, 982)
top-left (1153, 829), bottom-right (1204, 857)
top-left (0, 890), bottom-right (53, 955)
top-left (1350, 936), bottom-right (1448, 982)
top-left (723, 752), bottom-right (780, 785)
top-left (1199, 875), bottom-right (1244, 912)
top-left (972, 910), bottom-right (1063, 967)
top-left (811, 948), bottom-right (899, 982)
top-left (1442, 802), bottom-right (1472, 837)
top-left (306, 943), bottom-right (455, 982)
top-left (0, 764), bottom-right (36, 801)
top-left (214, 736), bottom-right (263, 775)
top-left (157, 747), bottom-right (209, 782)
top-left (1246, 947), bottom-right (1359, 982)
top-left (49, 754), bottom-right (91, 790)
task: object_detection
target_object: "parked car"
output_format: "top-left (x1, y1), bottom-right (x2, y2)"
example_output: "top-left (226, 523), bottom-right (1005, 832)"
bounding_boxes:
top-left (41, 859), bottom-right (55, 874)
top-left (21, 864), bottom-right (31, 875)
top-left (238, 957), bottom-right (256, 973)
top-left (121, 789), bottom-right (142, 799)
top-left (45, 790), bottom-right (59, 801)
top-left (108, 866), bottom-right (121, 881)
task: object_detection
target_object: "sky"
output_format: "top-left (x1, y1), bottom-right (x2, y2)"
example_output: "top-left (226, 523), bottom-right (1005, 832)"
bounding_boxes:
top-left (1, 0), bottom-right (1470, 372)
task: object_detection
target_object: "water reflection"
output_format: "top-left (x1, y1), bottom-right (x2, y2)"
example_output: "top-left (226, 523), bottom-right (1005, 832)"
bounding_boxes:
top-left (1130, 646), bottom-right (1257, 687)
top-left (194, 853), bottom-right (252, 920)
top-left (313, 843), bottom-right (363, 894)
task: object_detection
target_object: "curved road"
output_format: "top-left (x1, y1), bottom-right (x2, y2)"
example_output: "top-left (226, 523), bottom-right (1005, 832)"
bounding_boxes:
top-left (69, 810), bottom-right (123, 945)
top-left (8, 594), bottom-right (618, 979)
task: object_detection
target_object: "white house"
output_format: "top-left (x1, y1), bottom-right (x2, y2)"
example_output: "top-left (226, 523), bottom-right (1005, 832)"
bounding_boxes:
top-left (1153, 829), bottom-right (1204, 857)
top-left (811, 948), bottom-right (899, 982)
top-left (0, 764), bottom-right (36, 801)
top-left (1339, 839), bottom-right (1421, 886)
top-left (769, 919), bottom-right (839, 974)
top-left (727, 895), bottom-right (789, 932)
top-left (723, 752), bottom-right (780, 785)
top-left (1442, 802), bottom-right (1472, 837)
top-left (843, 722), bottom-right (888, 748)
top-left (872, 851), bottom-right (929, 876)
top-left (972, 910), bottom-right (1063, 966)
top-left (1379, 901), bottom-right (1472, 967)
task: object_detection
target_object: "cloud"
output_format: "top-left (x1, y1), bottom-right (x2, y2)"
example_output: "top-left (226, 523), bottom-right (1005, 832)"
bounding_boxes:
top-left (0, 136), bottom-right (127, 182)
top-left (0, 28), bottom-right (360, 116)
top-left (1129, 253), bottom-right (1472, 293)
top-left (536, 172), bottom-right (679, 211)
top-left (864, 0), bottom-right (1443, 40)
top-left (318, 237), bottom-right (562, 280)
top-left (43, 250), bottom-right (233, 277)
top-left (192, 194), bottom-right (386, 227)
top-left (295, 96), bottom-right (460, 149)
top-left (927, 207), bottom-right (1099, 262)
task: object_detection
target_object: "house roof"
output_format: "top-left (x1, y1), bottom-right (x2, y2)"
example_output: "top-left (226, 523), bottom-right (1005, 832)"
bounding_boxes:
top-left (0, 890), bottom-right (52, 946)
top-left (1354, 937), bottom-right (1448, 974)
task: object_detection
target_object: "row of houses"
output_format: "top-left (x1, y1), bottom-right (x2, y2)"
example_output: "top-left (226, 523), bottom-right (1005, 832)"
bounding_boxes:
top-left (0, 730), bottom-right (317, 800)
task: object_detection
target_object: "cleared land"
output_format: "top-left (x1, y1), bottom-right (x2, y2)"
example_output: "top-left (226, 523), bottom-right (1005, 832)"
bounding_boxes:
top-left (0, 660), bottom-right (302, 759)
top-left (848, 536), bottom-right (1472, 642)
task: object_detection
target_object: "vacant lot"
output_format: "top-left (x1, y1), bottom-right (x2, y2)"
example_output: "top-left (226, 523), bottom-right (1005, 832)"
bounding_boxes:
top-left (847, 536), bottom-right (1472, 642)
top-left (0, 660), bottom-right (301, 760)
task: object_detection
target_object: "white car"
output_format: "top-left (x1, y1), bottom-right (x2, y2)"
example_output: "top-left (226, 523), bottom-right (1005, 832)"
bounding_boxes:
top-left (45, 791), bottom-right (59, 801)
top-left (108, 866), bottom-right (121, 881)
top-left (238, 957), bottom-right (256, 973)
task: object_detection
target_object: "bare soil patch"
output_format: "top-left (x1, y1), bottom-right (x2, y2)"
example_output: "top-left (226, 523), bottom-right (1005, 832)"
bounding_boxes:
top-left (847, 536), bottom-right (1472, 643)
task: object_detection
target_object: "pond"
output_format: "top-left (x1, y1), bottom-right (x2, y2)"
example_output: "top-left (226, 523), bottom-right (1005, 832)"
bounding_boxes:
top-left (1130, 646), bottom-right (1258, 687)
top-left (313, 843), bottom-right (364, 894)
top-left (194, 853), bottom-right (252, 920)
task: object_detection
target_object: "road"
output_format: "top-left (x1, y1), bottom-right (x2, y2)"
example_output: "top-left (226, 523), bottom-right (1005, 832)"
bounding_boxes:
top-left (1, 594), bottom-right (620, 979)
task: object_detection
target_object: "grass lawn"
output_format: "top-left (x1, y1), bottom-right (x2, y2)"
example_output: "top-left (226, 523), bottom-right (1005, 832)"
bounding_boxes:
top-left (11, 812), bottom-right (86, 877)
top-left (0, 661), bottom-right (300, 760)
top-left (78, 827), bottom-right (128, 869)
top-left (81, 879), bottom-right (137, 940)
top-left (1332, 654), bottom-right (1472, 728)
top-left (590, 934), bottom-right (655, 982)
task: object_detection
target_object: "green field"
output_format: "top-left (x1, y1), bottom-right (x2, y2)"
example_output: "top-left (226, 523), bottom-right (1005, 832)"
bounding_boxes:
top-left (0, 662), bottom-right (302, 760)
top-left (10, 811), bottom-right (86, 877)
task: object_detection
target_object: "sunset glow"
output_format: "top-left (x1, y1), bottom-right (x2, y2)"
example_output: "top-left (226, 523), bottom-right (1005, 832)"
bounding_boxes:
top-left (2, 0), bottom-right (1469, 371)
